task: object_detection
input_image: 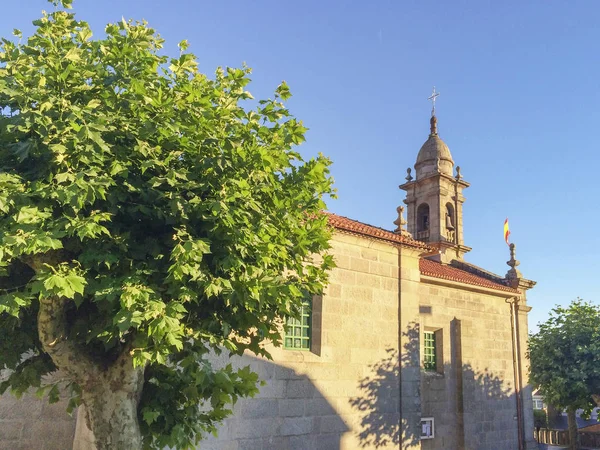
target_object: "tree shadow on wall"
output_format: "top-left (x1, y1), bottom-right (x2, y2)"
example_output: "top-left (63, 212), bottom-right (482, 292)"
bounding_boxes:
top-left (348, 323), bottom-right (419, 449)
top-left (349, 346), bottom-right (403, 448)
top-left (349, 321), bottom-right (517, 449)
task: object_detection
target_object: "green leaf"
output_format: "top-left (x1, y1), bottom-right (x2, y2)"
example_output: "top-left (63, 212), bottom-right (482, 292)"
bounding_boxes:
top-left (64, 47), bottom-right (81, 62)
top-left (0, 5), bottom-right (335, 448)
top-left (65, 274), bottom-right (85, 296)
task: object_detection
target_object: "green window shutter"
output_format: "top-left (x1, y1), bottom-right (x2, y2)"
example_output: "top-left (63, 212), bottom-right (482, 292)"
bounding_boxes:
top-left (284, 297), bottom-right (312, 351)
top-left (423, 331), bottom-right (437, 371)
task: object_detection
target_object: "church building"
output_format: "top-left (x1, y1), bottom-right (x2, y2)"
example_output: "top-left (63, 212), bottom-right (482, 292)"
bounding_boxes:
top-left (1, 109), bottom-right (538, 450)
top-left (198, 108), bottom-right (538, 450)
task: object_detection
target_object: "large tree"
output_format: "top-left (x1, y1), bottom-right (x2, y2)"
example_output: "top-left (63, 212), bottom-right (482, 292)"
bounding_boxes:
top-left (528, 300), bottom-right (600, 450)
top-left (0, 1), bottom-right (335, 448)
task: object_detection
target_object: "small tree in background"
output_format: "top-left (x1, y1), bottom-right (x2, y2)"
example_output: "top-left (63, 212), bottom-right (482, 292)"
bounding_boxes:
top-left (0, 1), bottom-right (335, 448)
top-left (529, 300), bottom-right (600, 450)
top-left (533, 409), bottom-right (547, 431)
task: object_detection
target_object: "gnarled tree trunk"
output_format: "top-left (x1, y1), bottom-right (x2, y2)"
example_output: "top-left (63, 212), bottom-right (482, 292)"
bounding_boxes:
top-left (78, 364), bottom-right (144, 450)
top-left (37, 294), bottom-right (145, 450)
top-left (74, 366), bottom-right (145, 450)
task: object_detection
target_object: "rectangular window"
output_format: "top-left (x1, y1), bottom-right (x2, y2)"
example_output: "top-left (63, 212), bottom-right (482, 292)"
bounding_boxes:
top-left (423, 331), bottom-right (437, 371)
top-left (284, 297), bottom-right (311, 350)
top-left (533, 399), bottom-right (544, 410)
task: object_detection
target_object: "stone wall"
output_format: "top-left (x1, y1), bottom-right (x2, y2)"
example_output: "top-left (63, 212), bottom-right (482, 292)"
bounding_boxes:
top-left (0, 230), bottom-right (535, 450)
top-left (201, 232), bottom-right (421, 449)
top-left (418, 278), bottom-right (522, 450)
top-left (0, 389), bottom-right (76, 450)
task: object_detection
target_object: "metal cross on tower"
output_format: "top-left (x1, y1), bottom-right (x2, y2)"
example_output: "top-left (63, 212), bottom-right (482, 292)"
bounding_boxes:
top-left (428, 87), bottom-right (439, 116)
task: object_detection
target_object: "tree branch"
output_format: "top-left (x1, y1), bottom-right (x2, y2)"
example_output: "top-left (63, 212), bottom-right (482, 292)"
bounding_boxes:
top-left (107, 337), bottom-right (145, 397)
top-left (37, 296), bottom-right (101, 388)
top-left (21, 250), bottom-right (68, 273)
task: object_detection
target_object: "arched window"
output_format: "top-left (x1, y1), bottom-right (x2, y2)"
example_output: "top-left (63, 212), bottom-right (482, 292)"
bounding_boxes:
top-left (417, 203), bottom-right (430, 233)
top-left (445, 203), bottom-right (455, 242)
top-left (445, 203), bottom-right (455, 230)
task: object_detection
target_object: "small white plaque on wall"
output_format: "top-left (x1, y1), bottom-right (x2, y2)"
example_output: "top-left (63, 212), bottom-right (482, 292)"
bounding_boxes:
top-left (420, 417), bottom-right (435, 439)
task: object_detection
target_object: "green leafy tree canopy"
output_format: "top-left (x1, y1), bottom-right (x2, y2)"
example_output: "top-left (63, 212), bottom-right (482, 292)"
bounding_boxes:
top-left (0, 1), bottom-right (335, 448)
top-left (529, 299), bottom-right (600, 417)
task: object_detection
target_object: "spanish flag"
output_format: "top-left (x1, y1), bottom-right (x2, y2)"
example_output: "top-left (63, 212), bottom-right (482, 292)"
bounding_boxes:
top-left (503, 218), bottom-right (510, 245)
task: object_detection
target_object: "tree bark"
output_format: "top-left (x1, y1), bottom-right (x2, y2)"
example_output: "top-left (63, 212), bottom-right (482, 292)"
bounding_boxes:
top-left (37, 296), bottom-right (101, 383)
top-left (37, 295), bottom-right (145, 450)
top-left (567, 408), bottom-right (580, 450)
top-left (78, 365), bottom-right (145, 450)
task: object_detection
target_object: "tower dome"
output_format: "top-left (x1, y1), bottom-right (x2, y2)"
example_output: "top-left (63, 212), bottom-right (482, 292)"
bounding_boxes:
top-left (415, 115), bottom-right (454, 179)
top-left (399, 88), bottom-right (471, 262)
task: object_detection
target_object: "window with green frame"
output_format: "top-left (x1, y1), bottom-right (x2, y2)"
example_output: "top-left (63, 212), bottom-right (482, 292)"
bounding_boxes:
top-left (423, 331), bottom-right (437, 371)
top-left (284, 297), bottom-right (312, 350)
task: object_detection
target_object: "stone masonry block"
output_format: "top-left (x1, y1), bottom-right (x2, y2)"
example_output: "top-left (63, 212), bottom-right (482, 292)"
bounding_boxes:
top-left (350, 257), bottom-right (370, 273)
top-left (286, 379), bottom-right (314, 399)
top-left (317, 415), bottom-right (349, 434)
top-left (325, 283), bottom-right (342, 298)
top-left (40, 398), bottom-right (74, 420)
top-left (355, 273), bottom-right (381, 289)
top-left (289, 435), bottom-right (317, 450)
top-left (333, 254), bottom-right (351, 270)
top-left (341, 285), bottom-right (373, 302)
top-left (237, 438), bottom-right (264, 450)
top-left (360, 248), bottom-right (379, 261)
top-left (255, 379), bottom-right (287, 398)
top-left (323, 298), bottom-right (345, 315)
top-left (382, 278), bottom-right (399, 291)
top-left (278, 399), bottom-right (305, 417)
top-left (21, 419), bottom-right (76, 448)
top-left (377, 249), bottom-right (400, 265)
top-left (197, 440), bottom-right (239, 450)
top-left (304, 397), bottom-right (334, 416)
top-left (330, 268), bottom-right (356, 285)
top-left (369, 261), bottom-right (393, 277)
top-left (0, 393), bottom-right (43, 420)
top-left (238, 399), bottom-right (278, 418)
top-left (0, 420), bottom-right (22, 440)
top-left (280, 417), bottom-right (313, 436)
top-left (314, 432), bottom-right (343, 450)
top-left (233, 418), bottom-right (279, 439)
top-left (274, 365), bottom-right (304, 381)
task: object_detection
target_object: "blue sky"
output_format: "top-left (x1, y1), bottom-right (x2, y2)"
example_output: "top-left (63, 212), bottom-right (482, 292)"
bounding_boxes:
top-left (2, 0), bottom-right (598, 332)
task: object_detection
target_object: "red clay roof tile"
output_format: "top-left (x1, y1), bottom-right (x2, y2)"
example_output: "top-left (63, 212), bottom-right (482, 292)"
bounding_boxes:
top-left (420, 258), bottom-right (519, 293)
top-left (326, 212), bottom-right (430, 250)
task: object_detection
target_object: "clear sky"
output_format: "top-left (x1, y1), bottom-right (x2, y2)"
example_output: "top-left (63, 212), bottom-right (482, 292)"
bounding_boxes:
top-left (2, 0), bottom-right (598, 332)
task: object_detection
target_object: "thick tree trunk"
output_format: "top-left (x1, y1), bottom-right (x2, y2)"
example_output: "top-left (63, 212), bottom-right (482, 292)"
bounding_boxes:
top-left (567, 408), bottom-right (580, 450)
top-left (77, 369), bottom-right (144, 450)
top-left (37, 295), bottom-right (145, 450)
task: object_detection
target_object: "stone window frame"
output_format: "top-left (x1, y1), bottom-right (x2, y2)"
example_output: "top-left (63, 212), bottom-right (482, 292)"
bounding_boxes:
top-left (423, 331), bottom-right (437, 371)
top-left (422, 327), bottom-right (444, 375)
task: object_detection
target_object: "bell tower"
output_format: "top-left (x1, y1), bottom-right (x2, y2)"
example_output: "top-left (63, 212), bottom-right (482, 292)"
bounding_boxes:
top-left (399, 89), bottom-right (471, 263)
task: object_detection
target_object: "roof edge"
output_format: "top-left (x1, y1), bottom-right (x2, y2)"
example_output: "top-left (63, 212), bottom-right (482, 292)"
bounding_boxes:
top-left (420, 274), bottom-right (520, 296)
top-left (325, 212), bottom-right (431, 251)
top-left (449, 260), bottom-right (508, 285)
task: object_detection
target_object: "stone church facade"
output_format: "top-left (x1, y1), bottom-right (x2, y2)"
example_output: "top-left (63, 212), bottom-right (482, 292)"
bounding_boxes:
top-left (200, 113), bottom-right (538, 450)
top-left (1, 113), bottom-right (537, 450)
